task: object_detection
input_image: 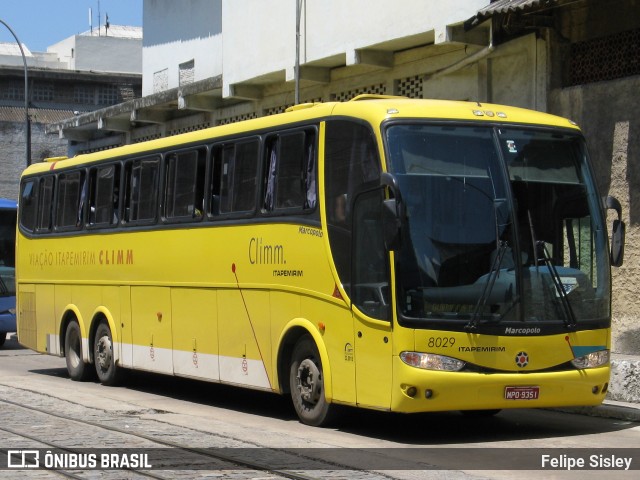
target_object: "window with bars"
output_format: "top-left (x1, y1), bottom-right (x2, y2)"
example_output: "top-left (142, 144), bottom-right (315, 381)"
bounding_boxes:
top-left (97, 85), bottom-right (119, 105)
top-left (153, 69), bottom-right (169, 93)
top-left (74, 85), bottom-right (94, 104)
top-left (32, 83), bottom-right (54, 102)
top-left (331, 83), bottom-right (386, 102)
top-left (179, 60), bottom-right (195, 86)
top-left (566, 28), bottom-right (640, 86)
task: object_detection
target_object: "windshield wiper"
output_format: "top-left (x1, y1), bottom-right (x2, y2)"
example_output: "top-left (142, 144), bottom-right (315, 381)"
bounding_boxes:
top-left (465, 240), bottom-right (508, 331)
top-left (535, 241), bottom-right (577, 329)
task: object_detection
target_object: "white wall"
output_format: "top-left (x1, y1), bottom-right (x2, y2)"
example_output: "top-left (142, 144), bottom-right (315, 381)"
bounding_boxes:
top-left (74, 36), bottom-right (142, 73)
top-left (143, 0), bottom-right (222, 95)
top-left (142, 0), bottom-right (487, 97)
top-left (221, 0), bottom-right (487, 97)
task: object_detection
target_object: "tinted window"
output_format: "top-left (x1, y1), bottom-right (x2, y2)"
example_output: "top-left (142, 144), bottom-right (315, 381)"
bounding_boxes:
top-left (123, 157), bottom-right (160, 224)
top-left (56, 171), bottom-right (85, 230)
top-left (263, 130), bottom-right (317, 213)
top-left (165, 149), bottom-right (206, 220)
top-left (324, 120), bottom-right (380, 288)
top-left (19, 180), bottom-right (38, 232)
top-left (216, 140), bottom-right (259, 215)
top-left (88, 164), bottom-right (119, 227)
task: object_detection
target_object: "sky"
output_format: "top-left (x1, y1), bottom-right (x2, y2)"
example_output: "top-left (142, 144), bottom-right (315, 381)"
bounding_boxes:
top-left (0, 0), bottom-right (142, 52)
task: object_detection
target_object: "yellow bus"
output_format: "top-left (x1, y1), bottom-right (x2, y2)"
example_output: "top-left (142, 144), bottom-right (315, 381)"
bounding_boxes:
top-left (16, 96), bottom-right (625, 426)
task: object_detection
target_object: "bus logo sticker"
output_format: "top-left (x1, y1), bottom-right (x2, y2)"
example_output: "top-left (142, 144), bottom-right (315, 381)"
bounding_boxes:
top-left (344, 343), bottom-right (354, 362)
top-left (515, 351), bottom-right (529, 368)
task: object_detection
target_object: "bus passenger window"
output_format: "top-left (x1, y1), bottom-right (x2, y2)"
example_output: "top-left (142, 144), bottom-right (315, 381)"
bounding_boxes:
top-left (88, 165), bottom-right (119, 226)
top-left (275, 132), bottom-right (305, 209)
top-left (219, 140), bottom-right (259, 214)
top-left (165, 149), bottom-right (206, 220)
top-left (262, 130), bottom-right (316, 213)
top-left (123, 157), bottom-right (160, 224)
top-left (36, 176), bottom-right (54, 233)
top-left (19, 180), bottom-right (39, 232)
top-left (55, 171), bottom-right (84, 230)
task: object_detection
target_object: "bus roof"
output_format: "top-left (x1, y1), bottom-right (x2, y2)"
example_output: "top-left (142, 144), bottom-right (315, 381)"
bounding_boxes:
top-left (22, 97), bottom-right (580, 176)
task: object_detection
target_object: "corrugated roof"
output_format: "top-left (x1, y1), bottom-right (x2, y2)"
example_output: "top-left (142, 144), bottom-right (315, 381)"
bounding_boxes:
top-left (0, 106), bottom-right (80, 124)
top-left (479, 0), bottom-right (557, 15)
top-left (468, 0), bottom-right (560, 27)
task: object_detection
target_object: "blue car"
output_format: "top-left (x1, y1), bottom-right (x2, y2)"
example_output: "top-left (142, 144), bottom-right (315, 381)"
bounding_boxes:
top-left (0, 198), bottom-right (16, 348)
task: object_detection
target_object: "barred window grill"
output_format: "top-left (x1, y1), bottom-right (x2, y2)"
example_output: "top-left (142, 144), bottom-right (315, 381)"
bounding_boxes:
top-left (33, 83), bottom-right (54, 102)
top-left (168, 122), bottom-right (211, 136)
top-left (218, 112), bottom-right (258, 125)
top-left (396, 75), bottom-right (423, 98)
top-left (568, 28), bottom-right (640, 86)
top-left (265, 105), bottom-right (291, 116)
top-left (179, 60), bottom-right (195, 86)
top-left (331, 83), bottom-right (386, 102)
top-left (74, 85), bottom-right (94, 104)
top-left (153, 69), bottom-right (169, 94)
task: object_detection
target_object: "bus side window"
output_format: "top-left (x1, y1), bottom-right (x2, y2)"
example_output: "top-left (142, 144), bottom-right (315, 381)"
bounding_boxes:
top-left (209, 145), bottom-right (223, 216)
top-left (55, 170), bottom-right (84, 230)
top-left (219, 139), bottom-right (259, 215)
top-left (262, 129), bottom-right (317, 214)
top-left (123, 156), bottom-right (160, 224)
top-left (165, 149), bottom-right (206, 221)
top-left (88, 164), bottom-right (119, 227)
top-left (20, 180), bottom-right (39, 232)
top-left (276, 132), bottom-right (306, 210)
top-left (36, 176), bottom-right (55, 233)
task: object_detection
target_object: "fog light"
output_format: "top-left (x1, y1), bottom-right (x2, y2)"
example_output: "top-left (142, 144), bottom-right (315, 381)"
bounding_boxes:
top-left (425, 389), bottom-right (433, 399)
top-left (592, 386), bottom-right (600, 394)
top-left (406, 386), bottom-right (417, 397)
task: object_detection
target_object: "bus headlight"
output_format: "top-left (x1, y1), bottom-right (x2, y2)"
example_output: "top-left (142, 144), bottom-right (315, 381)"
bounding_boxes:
top-left (400, 351), bottom-right (465, 371)
top-left (571, 349), bottom-right (610, 369)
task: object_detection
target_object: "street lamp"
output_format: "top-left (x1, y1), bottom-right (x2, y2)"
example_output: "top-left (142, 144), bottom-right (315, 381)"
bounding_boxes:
top-left (0, 18), bottom-right (31, 167)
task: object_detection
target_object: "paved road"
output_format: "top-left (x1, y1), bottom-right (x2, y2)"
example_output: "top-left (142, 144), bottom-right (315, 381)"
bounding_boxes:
top-left (0, 334), bottom-right (639, 479)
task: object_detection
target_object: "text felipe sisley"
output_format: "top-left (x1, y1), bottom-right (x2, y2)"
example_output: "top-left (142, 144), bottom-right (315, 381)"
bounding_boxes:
top-left (542, 454), bottom-right (632, 470)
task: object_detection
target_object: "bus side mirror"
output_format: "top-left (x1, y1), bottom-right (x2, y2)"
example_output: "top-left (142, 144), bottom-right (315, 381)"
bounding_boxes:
top-left (605, 195), bottom-right (625, 267)
top-left (381, 173), bottom-right (403, 251)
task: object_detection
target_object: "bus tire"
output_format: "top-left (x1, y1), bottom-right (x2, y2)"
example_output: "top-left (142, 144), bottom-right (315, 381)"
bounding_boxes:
top-left (94, 321), bottom-right (122, 386)
top-left (289, 335), bottom-right (334, 427)
top-left (64, 321), bottom-right (92, 381)
top-left (0, 332), bottom-right (6, 348)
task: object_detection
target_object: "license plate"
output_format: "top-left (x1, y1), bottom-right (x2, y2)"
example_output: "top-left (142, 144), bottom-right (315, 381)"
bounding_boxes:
top-left (504, 386), bottom-right (540, 400)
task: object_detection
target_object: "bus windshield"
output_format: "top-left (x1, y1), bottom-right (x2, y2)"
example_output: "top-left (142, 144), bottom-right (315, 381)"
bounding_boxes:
top-left (385, 124), bottom-right (610, 330)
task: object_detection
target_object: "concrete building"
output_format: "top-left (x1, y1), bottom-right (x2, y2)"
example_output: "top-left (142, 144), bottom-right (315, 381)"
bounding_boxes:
top-left (48, 0), bottom-right (639, 355)
top-left (0, 25), bottom-right (142, 200)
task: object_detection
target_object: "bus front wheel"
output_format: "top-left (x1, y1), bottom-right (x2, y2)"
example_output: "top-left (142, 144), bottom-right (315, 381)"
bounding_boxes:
top-left (64, 321), bottom-right (92, 381)
top-left (289, 335), bottom-right (334, 427)
top-left (94, 322), bottom-right (122, 386)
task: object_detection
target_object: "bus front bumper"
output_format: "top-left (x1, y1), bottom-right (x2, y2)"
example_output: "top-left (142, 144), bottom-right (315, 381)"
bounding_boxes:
top-left (391, 356), bottom-right (610, 413)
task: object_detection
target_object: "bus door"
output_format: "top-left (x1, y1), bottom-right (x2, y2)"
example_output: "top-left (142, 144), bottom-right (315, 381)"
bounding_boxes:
top-left (351, 188), bottom-right (393, 409)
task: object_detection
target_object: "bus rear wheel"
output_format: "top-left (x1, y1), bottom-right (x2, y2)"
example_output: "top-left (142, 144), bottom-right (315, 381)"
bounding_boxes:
top-left (94, 321), bottom-right (122, 386)
top-left (64, 321), bottom-right (92, 381)
top-left (289, 335), bottom-right (334, 426)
